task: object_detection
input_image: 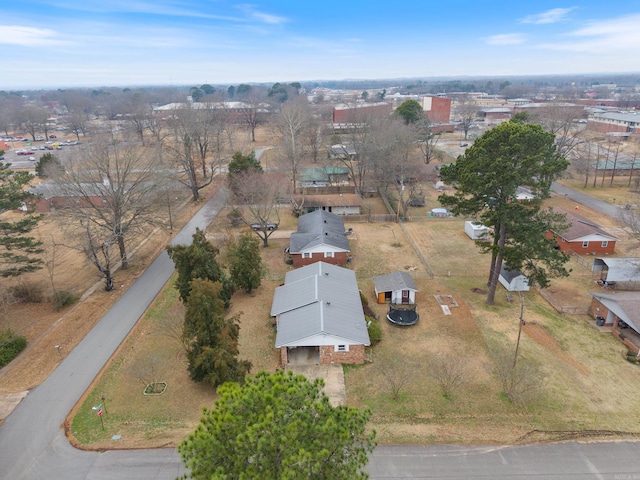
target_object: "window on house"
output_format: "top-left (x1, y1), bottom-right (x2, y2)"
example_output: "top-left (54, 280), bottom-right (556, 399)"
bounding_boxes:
top-left (337, 345), bottom-right (347, 352)
top-left (302, 252), bottom-right (312, 258)
top-left (582, 241), bottom-right (589, 248)
top-left (602, 241), bottom-right (608, 247)
top-left (324, 251), bottom-right (334, 258)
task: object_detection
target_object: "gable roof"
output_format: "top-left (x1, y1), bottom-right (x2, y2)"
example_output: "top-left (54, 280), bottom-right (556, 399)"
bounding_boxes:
top-left (500, 264), bottom-right (526, 282)
top-left (551, 207), bottom-right (618, 242)
top-left (271, 262), bottom-right (370, 347)
top-left (591, 291), bottom-right (640, 331)
top-left (289, 210), bottom-right (350, 253)
top-left (373, 271), bottom-right (418, 293)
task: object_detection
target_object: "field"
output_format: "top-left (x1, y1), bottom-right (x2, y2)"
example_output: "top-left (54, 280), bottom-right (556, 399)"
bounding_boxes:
top-left (61, 187), bottom-right (640, 449)
top-left (3, 131), bottom-right (640, 449)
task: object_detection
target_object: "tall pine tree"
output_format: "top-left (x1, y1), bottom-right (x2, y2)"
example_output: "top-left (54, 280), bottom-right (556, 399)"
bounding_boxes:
top-left (438, 121), bottom-right (570, 304)
top-left (0, 162), bottom-right (43, 277)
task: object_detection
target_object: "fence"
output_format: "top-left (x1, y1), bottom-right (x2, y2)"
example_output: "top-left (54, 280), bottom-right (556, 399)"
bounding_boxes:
top-left (536, 287), bottom-right (590, 315)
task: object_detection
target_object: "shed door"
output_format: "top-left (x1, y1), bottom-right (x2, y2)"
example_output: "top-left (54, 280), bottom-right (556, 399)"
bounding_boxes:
top-left (402, 290), bottom-right (409, 304)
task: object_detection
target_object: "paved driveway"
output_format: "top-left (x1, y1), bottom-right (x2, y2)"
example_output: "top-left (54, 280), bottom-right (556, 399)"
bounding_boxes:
top-left (286, 364), bottom-right (347, 407)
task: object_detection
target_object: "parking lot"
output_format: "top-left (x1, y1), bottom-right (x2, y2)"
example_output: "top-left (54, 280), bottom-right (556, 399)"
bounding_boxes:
top-left (1, 138), bottom-right (80, 170)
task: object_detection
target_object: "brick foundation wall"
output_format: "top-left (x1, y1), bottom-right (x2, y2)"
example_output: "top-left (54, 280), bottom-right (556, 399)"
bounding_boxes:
top-left (292, 252), bottom-right (348, 268)
top-left (319, 344), bottom-right (366, 365)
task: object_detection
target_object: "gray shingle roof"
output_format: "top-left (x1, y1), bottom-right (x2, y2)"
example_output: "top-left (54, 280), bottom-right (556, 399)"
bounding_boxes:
top-left (500, 264), bottom-right (525, 283)
top-left (271, 262), bottom-right (370, 347)
top-left (289, 210), bottom-right (350, 253)
top-left (373, 271), bottom-right (418, 293)
top-left (551, 207), bottom-right (618, 242)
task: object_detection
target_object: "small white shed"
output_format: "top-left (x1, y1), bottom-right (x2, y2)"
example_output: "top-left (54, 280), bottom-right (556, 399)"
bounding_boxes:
top-left (499, 265), bottom-right (530, 292)
top-left (464, 221), bottom-right (489, 240)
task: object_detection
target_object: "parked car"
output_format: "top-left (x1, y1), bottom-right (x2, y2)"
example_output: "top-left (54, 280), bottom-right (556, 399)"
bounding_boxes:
top-left (0, 155), bottom-right (4, 161)
top-left (250, 222), bottom-right (277, 231)
top-left (35, 136), bottom-right (45, 141)
top-left (28, 156), bottom-right (36, 161)
top-left (49, 135), bottom-right (57, 139)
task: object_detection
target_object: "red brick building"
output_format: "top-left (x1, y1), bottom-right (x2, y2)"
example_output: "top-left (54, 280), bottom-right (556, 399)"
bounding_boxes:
top-left (547, 207), bottom-right (617, 255)
top-left (422, 96), bottom-right (452, 123)
top-left (287, 210), bottom-right (351, 268)
top-left (332, 102), bottom-right (392, 124)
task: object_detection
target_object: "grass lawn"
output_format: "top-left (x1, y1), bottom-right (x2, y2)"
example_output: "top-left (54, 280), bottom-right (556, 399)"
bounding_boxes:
top-left (68, 190), bottom-right (640, 449)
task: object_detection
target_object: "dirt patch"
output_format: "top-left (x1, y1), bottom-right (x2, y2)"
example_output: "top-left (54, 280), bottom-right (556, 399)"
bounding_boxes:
top-left (523, 322), bottom-right (589, 374)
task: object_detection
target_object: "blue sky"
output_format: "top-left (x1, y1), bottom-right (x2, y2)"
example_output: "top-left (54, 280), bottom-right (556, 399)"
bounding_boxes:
top-left (2, 1), bottom-right (640, 89)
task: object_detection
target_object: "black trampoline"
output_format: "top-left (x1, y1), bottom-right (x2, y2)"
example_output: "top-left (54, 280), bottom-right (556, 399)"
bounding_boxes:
top-left (386, 304), bottom-right (419, 326)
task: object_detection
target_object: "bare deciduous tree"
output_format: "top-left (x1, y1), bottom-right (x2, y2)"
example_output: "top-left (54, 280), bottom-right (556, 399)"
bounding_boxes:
top-left (455, 95), bottom-right (479, 140)
top-left (230, 170), bottom-right (286, 247)
top-left (377, 351), bottom-right (416, 400)
top-left (491, 347), bottom-right (544, 405)
top-left (54, 137), bottom-right (167, 272)
top-left (271, 97), bottom-right (313, 191)
top-left (167, 106), bottom-right (216, 201)
top-left (429, 354), bottom-right (469, 399)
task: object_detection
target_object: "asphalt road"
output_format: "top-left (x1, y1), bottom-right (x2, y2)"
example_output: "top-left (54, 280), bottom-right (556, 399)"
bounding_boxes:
top-left (1, 182), bottom-right (640, 479)
top-left (551, 181), bottom-right (627, 219)
top-left (0, 189), bottom-right (226, 480)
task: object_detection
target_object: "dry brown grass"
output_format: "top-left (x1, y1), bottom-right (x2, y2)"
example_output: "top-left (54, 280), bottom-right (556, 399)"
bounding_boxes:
top-left (5, 136), bottom-right (640, 448)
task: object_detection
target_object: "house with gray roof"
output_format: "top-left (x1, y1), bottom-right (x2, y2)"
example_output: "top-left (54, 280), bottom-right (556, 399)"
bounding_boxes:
top-left (373, 271), bottom-right (418, 304)
top-left (287, 210), bottom-right (351, 267)
top-left (271, 261), bottom-right (370, 365)
top-left (590, 291), bottom-right (640, 352)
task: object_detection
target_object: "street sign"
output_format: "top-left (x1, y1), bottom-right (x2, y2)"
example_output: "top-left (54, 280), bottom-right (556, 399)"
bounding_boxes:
top-left (97, 408), bottom-right (103, 416)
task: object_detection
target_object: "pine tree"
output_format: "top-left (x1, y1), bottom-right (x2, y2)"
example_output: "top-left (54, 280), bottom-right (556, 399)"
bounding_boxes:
top-left (227, 232), bottom-right (265, 293)
top-left (178, 370), bottom-right (376, 479)
top-left (0, 162), bottom-right (43, 277)
top-left (167, 228), bottom-right (234, 305)
top-left (182, 278), bottom-right (251, 386)
top-left (438, 121), bottom-right (570, 304)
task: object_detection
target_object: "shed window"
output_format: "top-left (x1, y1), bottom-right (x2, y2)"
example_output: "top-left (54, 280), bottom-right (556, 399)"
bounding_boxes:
top-left (582, 241), bottom-right (589, 248)
top-left (601, 241), bottom-right (608, 247)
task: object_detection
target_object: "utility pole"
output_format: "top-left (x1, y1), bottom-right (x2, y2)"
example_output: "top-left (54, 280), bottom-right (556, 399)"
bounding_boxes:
top-left (513, 293), bottom-right (525, 368)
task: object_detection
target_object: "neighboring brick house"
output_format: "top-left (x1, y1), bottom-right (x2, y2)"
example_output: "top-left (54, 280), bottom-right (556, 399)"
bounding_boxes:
top-left (271, 261), bottom-right (370, 366)
top-left (547, 207), bottom-right (617, 255)
top-left (590, 291), bottom-right (640, 352)
top-left (287, 210), bottom-right (351, 268)
top-left (27, 182), bottom-right (108, 213)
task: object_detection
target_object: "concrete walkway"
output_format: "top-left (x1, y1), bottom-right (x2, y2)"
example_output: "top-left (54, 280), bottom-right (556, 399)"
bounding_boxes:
top-left (285, 364), bottom-right (347, 407)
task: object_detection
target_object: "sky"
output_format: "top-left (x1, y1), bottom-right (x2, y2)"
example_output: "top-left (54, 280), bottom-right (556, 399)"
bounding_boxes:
top-left (2, 1), bottom-right (640, 90)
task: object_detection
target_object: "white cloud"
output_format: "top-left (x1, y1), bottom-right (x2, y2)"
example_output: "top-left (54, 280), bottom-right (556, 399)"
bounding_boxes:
top-left (0, 25), bottom-right (71, 46)
top-left (537, 13), bottom-right (640, 53)
top-left (521, 8), bottom-right (575, 24)
top-left (237, 4), bottom-right (288, 25)
top-left (484, 33), bottom-right (526, 45)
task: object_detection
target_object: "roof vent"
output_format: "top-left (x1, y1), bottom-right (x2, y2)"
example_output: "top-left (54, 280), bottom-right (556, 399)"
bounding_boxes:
top-left (326, 301), bottom-right (331, 305)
